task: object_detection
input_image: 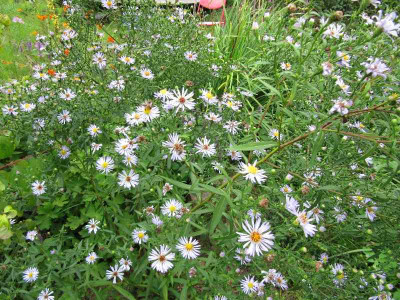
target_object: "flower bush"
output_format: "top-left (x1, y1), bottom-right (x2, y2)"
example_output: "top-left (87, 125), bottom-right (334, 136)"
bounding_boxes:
top-left (0, 0), bottom-right (400, 299)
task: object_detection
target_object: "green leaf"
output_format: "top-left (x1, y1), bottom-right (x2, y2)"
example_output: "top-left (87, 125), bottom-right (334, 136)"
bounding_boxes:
top-left (112, 286), bottom-right (136, 300)
top-left (209, 198), bottom-right (227, 234)
top-left (159, 176), bottom-right (200, 192)
top-left (229, 141), bottom-right (276, 151)
top-left (0, 136), bottom-right (14, 159)
top-left (198, 183), bottom-right (229, 198)
top-left (0, 181), bottom-right (5, 192)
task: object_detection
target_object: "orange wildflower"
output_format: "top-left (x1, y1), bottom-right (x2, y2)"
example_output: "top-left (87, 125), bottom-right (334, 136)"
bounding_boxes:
top-left (107, 36), bottom-right (115, 43)
top-left (47, 69), bottom-right (56, 76)
top-left (37, 15), bottom-right (48, 21)
top-left (64, 49), bottom-right (70, 56)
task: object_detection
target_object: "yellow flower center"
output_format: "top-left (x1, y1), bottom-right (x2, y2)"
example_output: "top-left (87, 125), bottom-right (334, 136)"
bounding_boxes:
top-left (273, 131), bottom-right (279, 137)
top-left (206, 92), bottom-right (213, 99)
top-left (250, 231), bottom-right (261, 243)
top-left (101, 162), bottom-right (109, 168)
top-left (185, 243), bottom-right (193, 250)
top-left (28, 273), bottom-right (33, 278)
top-left (160, 89), bottom-right (167, 95)
top-left (169, 205), bottom-right (176, 212)
top-left (247, 282), bottom-right (254, 289)
top-left (343, 55), bottom-right (349, 61)
top-left (337, 273), bottom-right (344, 280)
top-left (92, 128), bottom-right (98, 133)
top-left (107, 1), bottom-right (112, 6)
top-left (138, 232), bottom-right (144, 238)
top-left (248, 165), bottom-right (258, 175)
top-left (144, 71), bottom-right (150, 76)
top-left (61, 150), bottom-right (67, 155)
top-left (144, 106), bottom-right (151, 115)
top-left (227, 101), bottom-right (233, 107)
top-left (25, 104), bottom-right (31, 109)
top-left (134, 113), bottom-right (141, 120)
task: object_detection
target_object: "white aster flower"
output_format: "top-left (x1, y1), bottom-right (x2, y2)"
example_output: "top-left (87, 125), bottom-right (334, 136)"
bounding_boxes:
top-left (118, 170), bottom-right (139, 189)
top-left (32, 180), bottom-right (46, 195)
top-left (176, 236), bottom-right (201, 259)
top-left (161, 199), bottom-right (183, 217)
top-left (239, 161), bottom-right (267, 184)
top-left (119, 258), bottom-right (132, 271)
top-left (194, 137), bottom-right (216, 157)
top-left (26, 230), bottom-right (38, 241)
top-left (23, 267), bottom-right (39, 283)
top-left (37, 288), bottom-right (54, 300)
top-left (132, 229), bottom-right (148, 244)
top-left (148, 245), bottom-right (175, 273)
top-left (237, 217), bottom-right (275, 256)
top-left (85, 219), bottom-right (100, 234)
top-left (96, 156), bottom-right (114, 174)
top-left (169, 87), bottom-right (195, 112)
top-left (86, 252), bottom-right (98, 264)
top-left (241, 275), bottom-right (258, 295)
top-left (106, 264), bottom-right (125, 284)
top-left (162, 133), bottom-right (186, 161)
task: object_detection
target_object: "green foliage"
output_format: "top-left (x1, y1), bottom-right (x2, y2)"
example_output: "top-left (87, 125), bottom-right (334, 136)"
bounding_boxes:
top-left (0, 0), bottom-right (399, 299)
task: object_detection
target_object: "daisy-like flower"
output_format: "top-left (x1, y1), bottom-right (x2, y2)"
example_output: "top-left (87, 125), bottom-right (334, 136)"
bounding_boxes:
top-left (237, 217), bottom-right (275, 256)
top-left (115, 138), bottom-right (134, 156)
top-left (59, 145), bottom-right (71, 159)
top-left (125, 111), bottom-right (143, 126)
top-left (176, 237), bottom-right (201, 259)
top-left (275, 273), bottom-right (288, 290)
top-left (227, 148), bottom-right (243, 161)
top-left (26, 230), bottom-right (38, 241)
top-left (59, 88), bottom-right (76, 101)
top-left (23, 267), bottom-right (39, 283)
top-left (373, 10), bottom-right (400, 37)
top-left (323, 23), bottom-right (344, 39)
top-left (152, 215), bottom-right (164, 227)
top-left (32, 180), bottom-right (46, 195)
top-left (332, 263), bottom-right (347, 287)
top-left (329, 97), bottom-right (353, 115)
top-left (238, 161), bottom-right (267, 184)
top-left (37, 288), bottom-right (54, 300)
top-left (123, 154), bottom-right (138, 167)
top-left (280, 185), bottom-right (292, 194)
top-left (199, 89), bottom-right (218, 105)
top-left (234, 248), bottom-right (252, 265)
top-left (261, 269), bottom-right (277, 285)
top-left (118, 170), bottom-right (139, 189)
top-left (132, 229), bottom-right (149, 244)
top-left (223, 120), bottom-right (241, 135)
top-left (101, 0), bottom-right (117, 9)
top-left (96, 156), bottom-right (114, 174)
top-left (92, 52), bottom-right (107, 69)
top-left (337, 51), bottom-right (351, 68)
top-left (184, 51), bottom-right (198, 61)
top-left (154, 89), bottom-right (172, 101)
top-left (361, 57), bottom-right (391, 79)
top-left (241, 275), bottom-right (258, 295)
top-left (91, 143), bottom-right (102, 153)
top-left (169, 87), bottom-right (195, 112)
top-left (85, 219), bottom-right (100, 234)
top-left (106, 265), bottom-right (125, 284)
top-left (296, 210), bottom-right (317, 238)
top-left (120, 56), bottom-right (135, 65)
top-left (88, 124), bottom-right (102, 137)
top-left (161, 199), bottom-right (183, 217)
top-left (86, 252), bottom-right (98, 264)
top-left (194, 137), bottom-right (216, 157)
top-left (20, 103), bottom-right (36, 112)
top-left (320, 253), bottom-right (329, 264)
top-left (214, 297), bottom-right (228, 300)
top-left (322, 61), bottom-right (334, 76)
top-left (57, 110), bottom-right (72, 124)
top-left (140, 68), bottom-right (154, 80)
top-left (2, 105), bottom-right (18, 116)
top-left (269, 128), bottom-right (283, 140)
top-left (162, 182), bottom-right (173, 196)
top-left (162, 133), bottom-right (186, 161)
top-left (280, 62), bottom-right (291, 71)
top-left (148, 245), bottom-right (175, 273)
top-left (205, 112), bottom-right (222, 123)
top-left (119, 258), bottom-right (132, 271)
top-left (137, 102), bottom-right (160, 122)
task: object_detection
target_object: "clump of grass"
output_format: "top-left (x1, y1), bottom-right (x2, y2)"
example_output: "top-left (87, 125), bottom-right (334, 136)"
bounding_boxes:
top-left (0, 0), bottom-right (59, 81)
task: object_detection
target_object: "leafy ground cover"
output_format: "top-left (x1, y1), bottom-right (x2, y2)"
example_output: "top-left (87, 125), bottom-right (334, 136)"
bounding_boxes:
top-left (0, 0), bottom-right (400, 299)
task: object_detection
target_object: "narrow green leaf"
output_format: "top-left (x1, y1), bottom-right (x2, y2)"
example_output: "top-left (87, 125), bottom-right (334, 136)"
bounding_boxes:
top-left (209, 198), bottom-right (227, 234)
top-left (112, 286), bottom-right (136, 300)
top-left (230, 141), bottom-right (276, 151)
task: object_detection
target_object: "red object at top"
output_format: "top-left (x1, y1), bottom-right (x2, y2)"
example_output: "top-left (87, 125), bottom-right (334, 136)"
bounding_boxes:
top-left (199, 0), bottom-right (226, 10)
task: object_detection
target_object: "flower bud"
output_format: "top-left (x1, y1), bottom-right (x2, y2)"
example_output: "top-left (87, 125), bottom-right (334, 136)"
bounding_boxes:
top-left (334, 11), bottom-right (343, 21)
top-left (287, 3), bottom-right (296, 12)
